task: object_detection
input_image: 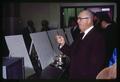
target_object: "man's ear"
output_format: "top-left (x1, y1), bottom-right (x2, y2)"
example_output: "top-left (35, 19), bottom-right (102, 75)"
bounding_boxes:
top-left (101, 21), bottom-right (106, 27)
top-left (88, 18), bottom-right (92, 25)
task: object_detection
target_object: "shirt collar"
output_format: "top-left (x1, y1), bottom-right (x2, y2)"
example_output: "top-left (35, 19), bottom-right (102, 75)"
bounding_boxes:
top-left (82, 25), bottom-right (94, 39)
top-left (105, 23), bottom-right (111, 28)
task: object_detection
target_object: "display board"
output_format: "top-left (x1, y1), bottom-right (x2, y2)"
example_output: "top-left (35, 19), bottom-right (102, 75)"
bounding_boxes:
top-left (5, 35), bottom-right (35, 78)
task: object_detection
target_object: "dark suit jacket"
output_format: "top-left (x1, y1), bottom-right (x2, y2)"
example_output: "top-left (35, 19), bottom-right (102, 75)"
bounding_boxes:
top-left (60, 27), bottom-right (107, 79)
top-left (102, 22), bottom-right (118, 64)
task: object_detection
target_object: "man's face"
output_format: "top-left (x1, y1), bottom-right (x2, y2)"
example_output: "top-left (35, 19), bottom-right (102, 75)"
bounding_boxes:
top-left (101, 21), bottom-right (107, 29)
top-left (77, 11), bottom-right (91, 32)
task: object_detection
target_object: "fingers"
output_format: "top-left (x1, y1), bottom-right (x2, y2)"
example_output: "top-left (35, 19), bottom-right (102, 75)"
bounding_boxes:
top-left (56, 35), bottom-right (63, 43)
top-left (56, 35), bottom-right (65, 46)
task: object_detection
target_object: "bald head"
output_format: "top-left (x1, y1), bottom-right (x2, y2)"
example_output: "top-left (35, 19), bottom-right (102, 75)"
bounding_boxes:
top-left (80, 9), bottom-right (94, 20)
top-left (77, 9), bottom-right (94, 32)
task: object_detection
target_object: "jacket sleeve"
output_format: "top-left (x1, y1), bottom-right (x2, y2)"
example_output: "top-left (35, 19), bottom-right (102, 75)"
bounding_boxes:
top-left (59, 43), bottom-right (71, 56)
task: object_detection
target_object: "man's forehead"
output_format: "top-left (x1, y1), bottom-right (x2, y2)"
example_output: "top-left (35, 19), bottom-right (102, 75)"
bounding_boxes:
top-left (78, 11), bottom-right (92, 17)
top-left (78, 13), bottom-right (89, 17)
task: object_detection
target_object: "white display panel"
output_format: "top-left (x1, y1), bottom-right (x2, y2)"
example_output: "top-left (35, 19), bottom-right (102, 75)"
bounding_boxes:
top-left (30, 32), bottom-right (55, 69)
top-left (2, 66), bottom-right (7, 79)
top-left (5, 35), bottom-right (35, 78)
top-left (64, 28), bottom-right (74, 45)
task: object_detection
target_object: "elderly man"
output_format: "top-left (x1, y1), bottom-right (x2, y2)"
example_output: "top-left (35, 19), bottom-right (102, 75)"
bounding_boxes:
top-left (56, 10), bottom-right (107, 79)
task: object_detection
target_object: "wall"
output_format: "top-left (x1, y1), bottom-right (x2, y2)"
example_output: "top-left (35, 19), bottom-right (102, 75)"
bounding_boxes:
top-left (20, 3), bottom-right (60, 32)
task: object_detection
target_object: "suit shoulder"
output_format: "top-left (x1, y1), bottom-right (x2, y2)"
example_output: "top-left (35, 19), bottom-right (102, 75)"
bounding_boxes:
top-left (91, 27), bottom-right (105, 39)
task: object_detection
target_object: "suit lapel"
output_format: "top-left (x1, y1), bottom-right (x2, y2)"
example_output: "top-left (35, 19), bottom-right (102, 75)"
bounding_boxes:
top-left (82, 27), bottom-right (96, 41)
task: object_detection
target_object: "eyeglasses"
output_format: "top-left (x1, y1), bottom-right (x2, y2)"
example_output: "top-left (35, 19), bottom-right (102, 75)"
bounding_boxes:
top-left (77, 17), bottom-right (90, 20)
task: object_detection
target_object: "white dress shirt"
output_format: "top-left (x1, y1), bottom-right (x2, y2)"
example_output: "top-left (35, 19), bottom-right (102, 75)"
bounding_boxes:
top-left (82, 25), bottom-right (94, 39)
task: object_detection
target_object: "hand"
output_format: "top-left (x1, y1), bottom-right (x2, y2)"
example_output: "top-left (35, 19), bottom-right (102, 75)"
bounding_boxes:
top-left (56, 35), bottom-right (65, 47)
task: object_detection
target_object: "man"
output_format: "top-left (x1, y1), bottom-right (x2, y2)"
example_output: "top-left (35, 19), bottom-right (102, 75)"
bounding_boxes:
top-left (56, 10), bottom-right (107, 79)
top-left (99, 13), bottom-right (118, 66)
top-left (41, 20), bottom-right (50, 31)
top-left (26, 20), bottom-right (36, 33)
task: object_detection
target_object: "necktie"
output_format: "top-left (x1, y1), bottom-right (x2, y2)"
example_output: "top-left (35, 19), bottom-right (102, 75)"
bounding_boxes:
top-left (79, 32), bottom-right (84, 40)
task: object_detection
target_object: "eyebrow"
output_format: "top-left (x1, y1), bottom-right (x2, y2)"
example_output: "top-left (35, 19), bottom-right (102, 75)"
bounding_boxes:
top-left (77, 17), bottom-right (90, 19)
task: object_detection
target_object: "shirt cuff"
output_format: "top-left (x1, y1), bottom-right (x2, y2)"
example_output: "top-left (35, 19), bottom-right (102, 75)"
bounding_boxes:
top-left (59, 44), bottom-right (64, 49)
